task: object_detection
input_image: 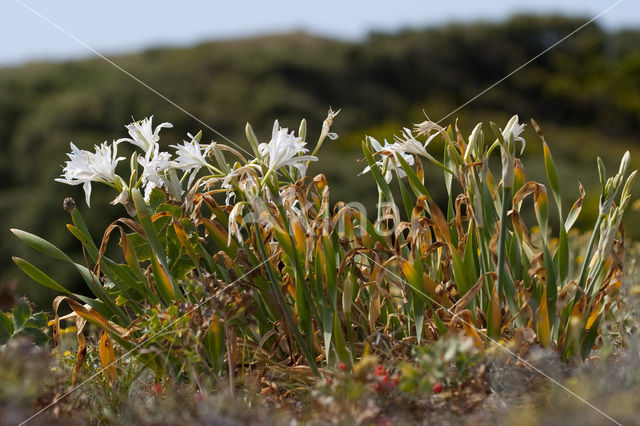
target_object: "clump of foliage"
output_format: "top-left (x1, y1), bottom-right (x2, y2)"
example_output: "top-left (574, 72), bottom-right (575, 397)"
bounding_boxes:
top-left (9, 110), bottom-right (635, 407)
top-left (0, 298), bottom-right (48, 346)
top-left (399, 336), bottom-right (480, 393)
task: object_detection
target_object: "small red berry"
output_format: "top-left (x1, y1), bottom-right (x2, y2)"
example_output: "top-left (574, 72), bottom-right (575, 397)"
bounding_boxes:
top-left (326, 377), bottom-right (333, 385)
top-left (432, 382), bottom-right (443, 394)
top-left (338, 362), bottom-right (347, 371)
top-left (375, 364), bottom-right (386, 376)
top-left (381, 374), bottom-right (397, 390)
top-left (153, 382), bottom-right (163, 395)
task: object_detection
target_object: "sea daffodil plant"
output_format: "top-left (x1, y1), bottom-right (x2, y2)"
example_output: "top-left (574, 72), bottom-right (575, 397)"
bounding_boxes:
top-left (10, 110), bottom-right (635, 394)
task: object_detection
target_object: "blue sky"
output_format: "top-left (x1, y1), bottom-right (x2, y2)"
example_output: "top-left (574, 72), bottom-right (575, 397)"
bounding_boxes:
top-left (1, 0), bottom-right (637, 66)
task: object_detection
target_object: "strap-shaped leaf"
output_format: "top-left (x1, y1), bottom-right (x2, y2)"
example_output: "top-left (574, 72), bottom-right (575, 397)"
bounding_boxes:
top-left (396, 154), bottom-right (431, 199)
top-left (131, 188), bottom-right (182, 300)
top-left (11, 229), bottom-right (73, 263)
top-left (565, 183), bottom-right (585, 232)
top-left (254, 227), bottom-right (319, 376)
top-left (12, 257), bottom-right (73, 295)
top-left (536, 287), bottom-right (551, 347)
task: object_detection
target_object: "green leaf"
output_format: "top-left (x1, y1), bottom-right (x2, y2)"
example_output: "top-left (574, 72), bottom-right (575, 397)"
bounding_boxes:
top-left (581, 317), bottom-right (601, 359)
top-left (396, 154), bottom-right (431, 199)
top-left (13, 225), bottom-right (130, 324)
top-left (332, 310), bottom-right (350, 364)
top-left (542, 244), bottom-right (558, 330)
top-left (245, 122), bottom-right (262, 159)
top-left (0, 311), bottom-right (14, 345)
top-left (451, 249), bottom-right (472, 295)
top-left (401, 261), bottom-right (428, 303)
top-left (412, 297), bottom-right (425, 345)
top-left (150, 251), bottom-right (177, 304)
top-left (132, 188), bottom-right (182, 300)
top-left (76, 260), bottom-right (135, 322)
top-left (148, 188), bottom-right (166, 213)
top-left (69, 208), bottom-right (99, 255)
top-left (11, 299), bottom-right (31, 332)
top-left (543, 142), bottom-right (561, 207)
top-left (12, 257), bottom-right (73, 295)
top-left (17, 327), bottom-right (49, 346)
top-left (254, 228), bottom-right (319, 376)
top-left (128, 232), bottom-right (152, 261)
top-left (203, 317), bottom-right (226, 375)
top-left (66, 224), bottom-right (100, 262)
top-left (557, 227), bottom-right (569, 283)
top-left (11, 229), bottom-right (73, 263)
top-left (25, 312), bottom-right (48, 329)
top-left (397, 176), bottom-right (414, 220)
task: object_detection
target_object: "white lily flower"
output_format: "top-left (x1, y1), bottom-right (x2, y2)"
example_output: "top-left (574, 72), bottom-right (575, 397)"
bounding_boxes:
top-left (501, 115), bottom-right (526, 154)
top-left (360, 137), bottom-right (414, 183)
top-left (138, 145), bottom-right (173, 200)
top-left (55, 142), bottom-right (124, 207)
top-left (259, 120), bottom-right (317, 177)
top-left (170, 133), bottom-right (214, 188)
top-left (394, 127), bottom-right (440, 158)
top-left (117, 116), bottom-right (173, 153)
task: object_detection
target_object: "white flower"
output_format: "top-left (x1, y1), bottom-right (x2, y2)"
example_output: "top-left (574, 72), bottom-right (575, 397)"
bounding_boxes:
top-left (170, 133), bottom-right (214, 187)
top-left (501, 115), bottom-right (526, 154)
top-left (360, 137), bottom-right (414, 183)
top-left (138, 145), bottom-right (173, 200)
top-left (258, 120), bottom-right (317, 176)
top-left (55, 142), bottom-right (124, 207)
top-left (117, 116), bottom-right (173, 153)
top-left (394, 127), bottom-right (440, 158)
top-left (320, 107), bottom-right (340, 142)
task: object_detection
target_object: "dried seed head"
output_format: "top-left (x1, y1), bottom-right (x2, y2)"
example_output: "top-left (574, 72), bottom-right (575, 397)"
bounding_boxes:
top-left (63, 197), bottom-right (76, 212)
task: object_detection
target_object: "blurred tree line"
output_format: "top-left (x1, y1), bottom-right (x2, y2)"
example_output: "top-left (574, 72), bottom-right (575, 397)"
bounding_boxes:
top-left (1, 15), bottom-right (639, 306)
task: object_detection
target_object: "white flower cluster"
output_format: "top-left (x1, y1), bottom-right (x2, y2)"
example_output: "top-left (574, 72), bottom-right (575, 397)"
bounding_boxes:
top-left (361, 116), bottom-right (527, 185)
top-left (56, 110), bottom-right (340, 211)
top-left (57, 116), bottom-right (214, 207)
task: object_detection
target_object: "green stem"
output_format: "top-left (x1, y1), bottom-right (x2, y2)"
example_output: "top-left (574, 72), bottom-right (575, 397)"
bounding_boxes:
top-left (259, 167), bottom-right (274, 191)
